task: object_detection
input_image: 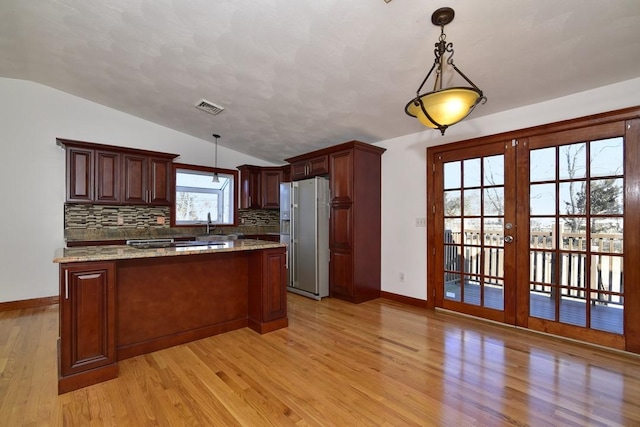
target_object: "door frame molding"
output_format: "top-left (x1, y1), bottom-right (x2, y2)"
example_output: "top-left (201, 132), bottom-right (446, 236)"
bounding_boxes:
top-left (426, 105), bottom-right (640, 352)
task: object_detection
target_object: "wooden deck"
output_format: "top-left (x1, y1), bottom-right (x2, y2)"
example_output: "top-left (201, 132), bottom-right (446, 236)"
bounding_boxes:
top-left (446, 281), bottom-right (624, 334)
top-left (1, 293), bottom-right (639, 426)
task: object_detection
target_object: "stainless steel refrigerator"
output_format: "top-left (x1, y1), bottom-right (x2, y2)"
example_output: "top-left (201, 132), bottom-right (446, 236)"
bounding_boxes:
top-left (288, 176), bottom-right (330, 300)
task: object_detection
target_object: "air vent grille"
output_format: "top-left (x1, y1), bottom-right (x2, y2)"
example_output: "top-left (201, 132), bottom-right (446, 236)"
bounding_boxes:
top-left (195, 99), bottom-right (225, 115)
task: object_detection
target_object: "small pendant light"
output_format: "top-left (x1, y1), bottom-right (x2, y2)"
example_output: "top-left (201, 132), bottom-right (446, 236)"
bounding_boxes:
top-left (212, 134), bottom-right (220, 183)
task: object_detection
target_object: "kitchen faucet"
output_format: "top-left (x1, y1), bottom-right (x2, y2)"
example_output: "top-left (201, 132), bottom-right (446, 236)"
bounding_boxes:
top-left (206, 212), bottom-right (214, 234)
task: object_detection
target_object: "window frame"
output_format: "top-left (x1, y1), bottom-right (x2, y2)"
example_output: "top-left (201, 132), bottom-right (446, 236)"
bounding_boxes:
top-left (171, 163), bottom-right (239, 227)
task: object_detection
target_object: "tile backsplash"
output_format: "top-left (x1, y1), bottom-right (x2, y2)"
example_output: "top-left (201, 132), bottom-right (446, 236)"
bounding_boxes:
top-left (64, 204), bottom-right (280, 241)
top-left (65, 204), bottom-right (171, 230)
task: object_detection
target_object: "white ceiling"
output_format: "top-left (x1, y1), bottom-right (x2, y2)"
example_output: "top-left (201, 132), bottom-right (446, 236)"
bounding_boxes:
top-left (2, 0), bottom-right (640, 163)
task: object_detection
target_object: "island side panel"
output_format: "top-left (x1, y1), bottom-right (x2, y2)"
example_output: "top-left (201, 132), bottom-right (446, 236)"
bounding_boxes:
top-left (248, 247), bottom-right (288, 334)
top-left (116, 252), bottom-right (249, 359)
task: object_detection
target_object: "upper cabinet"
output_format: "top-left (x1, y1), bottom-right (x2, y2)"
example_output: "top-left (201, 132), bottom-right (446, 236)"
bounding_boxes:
top-left (122, 154), bottom-right (173, 205)
top-left (289, 155), bottom-right (329, 181)
top-left (238, 165), bottom-right (283, 209)
top-left (58, 139), bottom-right (178, 206)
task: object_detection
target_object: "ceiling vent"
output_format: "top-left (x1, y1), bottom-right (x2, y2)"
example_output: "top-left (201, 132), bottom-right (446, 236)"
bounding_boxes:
top-left (195, 99), bottom-right (225, 115)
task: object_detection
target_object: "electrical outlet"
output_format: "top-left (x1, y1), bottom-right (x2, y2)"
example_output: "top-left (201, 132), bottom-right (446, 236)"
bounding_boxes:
top-left (156, 216), bottom-right (165, 225)
top-left (415, 217), bottom-right (426, 227)
top-left (117, 215), bottom-right (124, 226)
top-left (399, 272), bottom-right (405, 283)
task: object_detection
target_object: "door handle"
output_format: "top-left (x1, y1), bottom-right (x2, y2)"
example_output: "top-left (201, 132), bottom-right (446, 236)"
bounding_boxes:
top-left (504, 235), bottom-right (514, 243)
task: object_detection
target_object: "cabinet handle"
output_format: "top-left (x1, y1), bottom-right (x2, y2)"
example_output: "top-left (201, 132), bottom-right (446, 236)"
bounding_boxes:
top-left (249, 196), bottom-right (252, 206)
top-left (64, 270), bottom-right (69, 300)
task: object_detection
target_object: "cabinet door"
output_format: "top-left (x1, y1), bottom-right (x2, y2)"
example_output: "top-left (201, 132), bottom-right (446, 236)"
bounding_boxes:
top-left (122, 154), bottom-right (147, 204)
top-left (262, 249), bottom-right (287, 321)
top-left (239, 166), bottom-right (262, 208)
top-left (330, 250), bottom-right (354, 297)
top-left (281, 164), bottom-right (292, 183)
top-left (59, 262), bottom-right (116, 376)
top-left (330, 204), bottom-right (353, 250)
top-left (148, 157), bottom-right (172, 205)
top-left (329, 150), bottom-right (353, 203)
top-left (290, 161), bottom-right (308, 181)
top-left (308, 155), bottom-right (329, 176)
top-left (67, 147), bottom-right (94, 202)
top-left (95, 150), bottom-right (121, 204)
top-left (261, 169), bottom-right (282, 209)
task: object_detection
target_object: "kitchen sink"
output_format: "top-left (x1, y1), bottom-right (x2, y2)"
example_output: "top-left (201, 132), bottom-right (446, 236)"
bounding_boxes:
top-left (196, 234), bottom-right (239, 242)
top-left (127, 239), bottom-right (226, 249)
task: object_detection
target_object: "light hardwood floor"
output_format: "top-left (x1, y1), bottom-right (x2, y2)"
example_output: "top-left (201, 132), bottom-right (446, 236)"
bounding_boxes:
top-left (2, 293), bottom-right (640, 426)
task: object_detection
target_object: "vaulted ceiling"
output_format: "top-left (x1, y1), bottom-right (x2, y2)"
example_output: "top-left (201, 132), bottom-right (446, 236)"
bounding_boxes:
top-left (2, 0), bottom-right (640, 162)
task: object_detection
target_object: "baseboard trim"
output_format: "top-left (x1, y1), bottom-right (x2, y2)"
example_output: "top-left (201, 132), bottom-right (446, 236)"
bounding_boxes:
top-left (380, 291), bottom-right (428, 309)
top-left (0, 296), bottom-right (59, 311)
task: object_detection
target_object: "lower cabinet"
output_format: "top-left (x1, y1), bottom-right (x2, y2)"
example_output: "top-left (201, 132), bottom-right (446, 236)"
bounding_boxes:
top-left (248, 248), bottom-right (288, 333)
top-left (58, 262), bottom-right (118, 393)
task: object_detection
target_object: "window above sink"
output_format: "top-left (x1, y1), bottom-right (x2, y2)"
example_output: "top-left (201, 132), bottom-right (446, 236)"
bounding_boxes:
top-left (173, 163), bottom-right (239, 227)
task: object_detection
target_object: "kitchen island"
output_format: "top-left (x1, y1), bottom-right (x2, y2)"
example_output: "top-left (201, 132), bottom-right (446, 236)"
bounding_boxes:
top-left (53, 239), bottom-right (288, 394)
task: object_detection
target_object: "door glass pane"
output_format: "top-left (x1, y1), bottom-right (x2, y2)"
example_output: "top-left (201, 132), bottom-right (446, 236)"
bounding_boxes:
top-left (484, 187), bottom-right (504, 216)
top-left (590, 178), bottom-right (623, 215)
top-left (530, 282), bottom-right (555, 321)
top-left (560, 228), bottom-right (587, 251)
top-left (464, 189), bottom-right (481, 216)
top-left (530, 147), bottom-right (556, 182)
top-left (530, 251), bottom-right (555, 284)
top-left (445, 273), bottom-right (462, 301)
top-left (559, 181), bottom-right (586, 216)
top-left (559, 290), bottom-right (586, 327)
top-left (591, 219), bottom-right (623, 253)
top-left (484, 219), bottom-right (503, 247)
top-left (559, 143), bottom-right (586, 180)
top-left (463, 275), bottom-right (481, 306)
top-left (485, 278), bottom-right (504, 311)
top-left (444, 244), bottom-right (460, 273)
top-left (464, 159), bottom-right (481, 187)
top-left (445, 218), bottom-right (462, 240)
top-left (444, 190), bottom-right (462, 216)
top-left (591, 137), bottom-right (623, 177)
top-left (484, 155), bottom-right (504, 185)
top-left (444, 161), bottom-right (461, 189)
top-left (530, 183), bottom-right (556, 215)
top-left (530, 218), bottom-right (555, 249)
top-left (484, 246), bottom-right (504, 278)
top-left (463, 246), bottom-right (481, 275)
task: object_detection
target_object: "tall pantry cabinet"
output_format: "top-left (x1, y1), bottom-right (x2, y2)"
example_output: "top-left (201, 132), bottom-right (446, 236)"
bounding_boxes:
top-left (286, 140), bottom-right (385, 303)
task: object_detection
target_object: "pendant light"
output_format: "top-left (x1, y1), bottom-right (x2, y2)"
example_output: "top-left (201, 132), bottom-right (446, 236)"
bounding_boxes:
top-left (405, 7), bottom-right (487, 135)
top-left (212, 134), bottom-right (220, 183)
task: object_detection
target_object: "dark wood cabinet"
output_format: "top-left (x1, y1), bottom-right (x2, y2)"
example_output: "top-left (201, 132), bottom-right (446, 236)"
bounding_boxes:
top-left (248, 248), bottom-right (288, 332)
top-left (95, 150), bottom-right (121, 204)
top-left (329, 142), bottom-right (385, 303)
top-left (287, 141), bottom-right (385, 303)
top-left (238, 165), bottom-right (262, 209)
top-left (58, 262), bottom-right (118, 393)
top-left (122, 154), bottom-right (173, 205)
top-left (261, 168), bottom-right (283, 209)
top-left (281, 164), bottom-right (292, 183)
top-left (58, 139), bottom-right (178, 206)
top-left (238, 165), bottom-right (283, 209)
top-left (290, 155), bottom-right (329, 181)
top-left (66, 147), bottom-right (94, 202)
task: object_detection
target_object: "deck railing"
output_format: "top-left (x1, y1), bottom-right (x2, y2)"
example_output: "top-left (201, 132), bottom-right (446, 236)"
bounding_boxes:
top-left (444, 229), bottom-right (624, 306)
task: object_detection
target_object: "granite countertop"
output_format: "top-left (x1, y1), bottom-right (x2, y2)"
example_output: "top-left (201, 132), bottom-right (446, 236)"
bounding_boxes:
top-left (53, 239), bottom-right (286, 264)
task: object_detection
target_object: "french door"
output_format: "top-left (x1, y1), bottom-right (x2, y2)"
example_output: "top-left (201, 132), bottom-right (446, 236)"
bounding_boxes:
top-left (427, 110), bottom-right (640, 352)
top-left (431, 140), bottom-right (517, 324)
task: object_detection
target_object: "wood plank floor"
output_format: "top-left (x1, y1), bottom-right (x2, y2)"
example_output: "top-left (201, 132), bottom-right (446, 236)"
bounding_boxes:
top-left (2, 293), bottom-right (640, 426)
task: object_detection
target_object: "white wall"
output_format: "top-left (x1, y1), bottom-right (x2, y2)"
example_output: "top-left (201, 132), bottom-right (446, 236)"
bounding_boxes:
top-left (378, 77), bottom-right (640, 300)
top-left (0, 77), bottom-right (277, 303)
